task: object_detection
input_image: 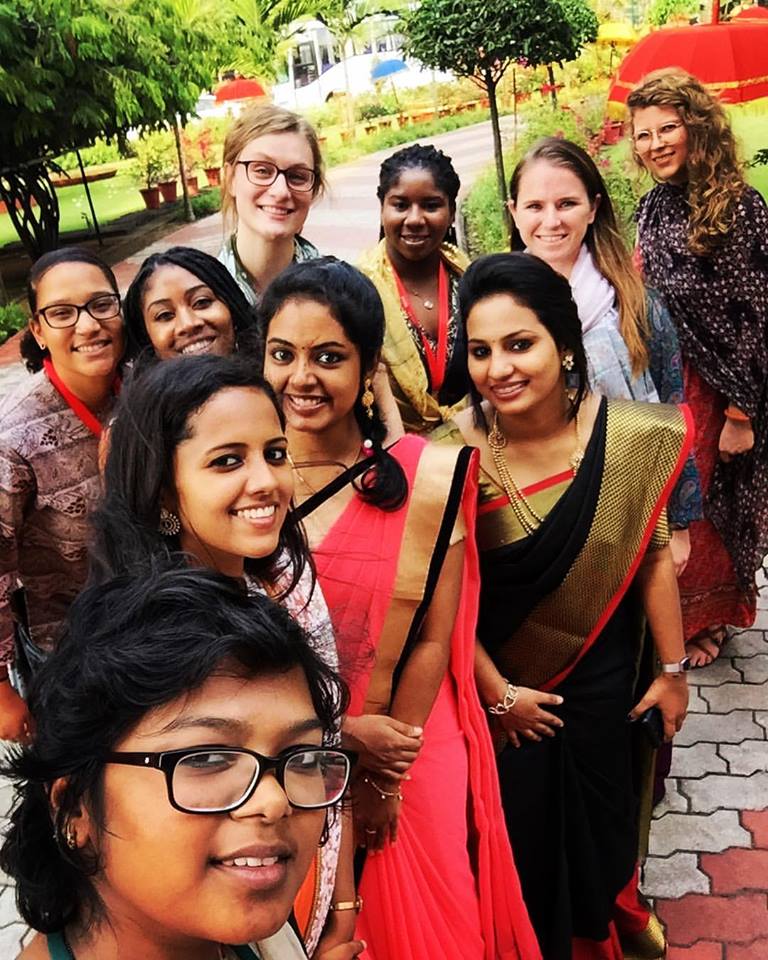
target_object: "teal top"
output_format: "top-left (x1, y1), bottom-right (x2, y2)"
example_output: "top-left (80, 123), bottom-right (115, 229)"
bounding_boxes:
top-left (47, 932), bottom-right (260, 958)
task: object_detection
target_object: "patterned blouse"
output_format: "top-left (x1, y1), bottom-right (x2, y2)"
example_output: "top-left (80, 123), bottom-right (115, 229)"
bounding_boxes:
top-left (0, 372), bottom-right (115, 664)
top-left (218, 234), bottom-right (320, 306)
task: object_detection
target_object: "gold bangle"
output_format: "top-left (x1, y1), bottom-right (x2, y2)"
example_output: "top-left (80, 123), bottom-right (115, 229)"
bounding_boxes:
top-left (725, 405), bottom-right (750, 423)
top-left (329, 896), bottom-right (363, 913)
top-left (362, 775), bottom-right (403, 801)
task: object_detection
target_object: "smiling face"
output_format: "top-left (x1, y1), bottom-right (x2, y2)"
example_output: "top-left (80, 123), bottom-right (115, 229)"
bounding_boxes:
top-left (631, 105), bottom-right (689, 184)
top-left (141, 265), bottom-right (236, 360)
top-left (227, 132), bottom-right (316, 243)
top-left (380, 167), bottom-right (453, 265)
top-left (263, 298), bottom-right (363, 437)
top-left (30, 262), bottom-right (124, 388)
top-left (85, 667), bottom-right (326, 949)
top-left (511, 160), bottom-right (598, 277)
top-left (172, 387), bottom-right (293, 577)
top-left (467, 293), bottom-right (565, 417)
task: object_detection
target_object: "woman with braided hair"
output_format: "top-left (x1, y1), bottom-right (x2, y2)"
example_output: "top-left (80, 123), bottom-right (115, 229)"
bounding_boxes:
top-left (358, 144), bottom-right (471, 434)
top-left (261, 257), bottom-right (540, 960)
top-left (629, 70), bottom-right (768, 665)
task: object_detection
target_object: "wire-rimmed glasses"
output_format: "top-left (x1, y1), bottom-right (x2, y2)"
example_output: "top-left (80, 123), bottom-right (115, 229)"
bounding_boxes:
top-left (632, 121), bottom-right (685, 154)
top-left (105, 745), bottom-right (353, 814)
top-left (236, 160), bottom-right (317, 193)
top-left (36, 294), bottom-right (122, 329)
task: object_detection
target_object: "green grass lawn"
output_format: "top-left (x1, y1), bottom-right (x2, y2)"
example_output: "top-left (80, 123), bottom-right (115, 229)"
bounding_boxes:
top-left (730, 106), bottom-right (768, 198)
top-left (0, 171), bottom-right (147, 249)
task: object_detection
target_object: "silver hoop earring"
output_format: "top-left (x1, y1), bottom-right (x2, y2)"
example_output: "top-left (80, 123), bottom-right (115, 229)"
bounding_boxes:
top-left (159, 507), bottom-right (181, 537)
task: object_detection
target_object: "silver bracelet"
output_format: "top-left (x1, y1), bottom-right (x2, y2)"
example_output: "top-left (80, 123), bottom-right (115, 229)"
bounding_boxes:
top-left (488, 682), bottom-right (519, 715)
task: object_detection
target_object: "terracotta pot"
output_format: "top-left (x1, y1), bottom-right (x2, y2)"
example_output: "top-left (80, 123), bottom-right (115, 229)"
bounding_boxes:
top-left (185, 176), bottom-right (199, 197)
top-left (364, 124), bottom-right (377, 135)
top-left (204, 167), bottom-right (221, 187)
top-left (158, 180), bottom-right (178, 203)
top-left (340, 130), bottom-right (354, 143)
top-left (140, 187), bottom-right (161, 210)
top-left (378, 118), bottom-right (393, 129)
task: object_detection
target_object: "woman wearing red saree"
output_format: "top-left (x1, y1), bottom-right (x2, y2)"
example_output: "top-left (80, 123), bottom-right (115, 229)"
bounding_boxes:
top-left (432, 253), bottom-right (692, 960)
top-left (260, 257), bottom-right (540, 960)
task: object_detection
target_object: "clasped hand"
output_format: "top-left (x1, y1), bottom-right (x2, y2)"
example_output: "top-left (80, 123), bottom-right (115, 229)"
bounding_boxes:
top-left (629, 675), bottom-right (688, 742)
top-left (495, 686), bottom-right (564, 749)
top-left (342, 714), bottom-right (423, 779)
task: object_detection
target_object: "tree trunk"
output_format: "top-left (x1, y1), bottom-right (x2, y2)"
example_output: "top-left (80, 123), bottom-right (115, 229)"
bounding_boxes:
top-left (173, 117), bottom-right (195, 224)
top-left (547, 64), bottom-right (558, 109)
top-left (485, 70), bottom-right (511, 239)
top-left (341, 41), bottom-right (355, 131)
top-left (0, 163), bottom-right (60, 259)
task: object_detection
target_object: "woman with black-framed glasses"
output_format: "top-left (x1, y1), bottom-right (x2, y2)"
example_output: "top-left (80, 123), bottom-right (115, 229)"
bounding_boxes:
top-left (219, 105), bottom-right (325, 306)
top-left (0, 563), bottom-right (360, 960)
top-left (0, 248), bottom-right (124, 742)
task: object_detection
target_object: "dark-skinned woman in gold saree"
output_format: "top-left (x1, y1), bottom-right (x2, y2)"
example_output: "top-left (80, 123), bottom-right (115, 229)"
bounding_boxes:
top-left (431, 254), bottom-right (693, 960)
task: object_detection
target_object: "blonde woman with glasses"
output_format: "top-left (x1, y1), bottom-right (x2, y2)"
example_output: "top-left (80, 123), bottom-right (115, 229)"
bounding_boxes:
top-left (219, 105), bottom-right (325, 305)
top-left (629, 69), bottom-right (768, 667)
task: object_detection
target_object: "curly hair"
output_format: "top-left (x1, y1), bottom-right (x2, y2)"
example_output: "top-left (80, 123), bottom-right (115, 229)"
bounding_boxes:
top-left (376, 143), bottom-right (461, 244)
top-left (627, 69), bottom-right (746, 256)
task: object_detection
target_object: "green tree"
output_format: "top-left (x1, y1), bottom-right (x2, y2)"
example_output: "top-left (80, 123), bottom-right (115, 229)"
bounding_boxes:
top-left (0, 0), bottom-right (221, 257)
top-left (403, 0), bottom-right (596, 214)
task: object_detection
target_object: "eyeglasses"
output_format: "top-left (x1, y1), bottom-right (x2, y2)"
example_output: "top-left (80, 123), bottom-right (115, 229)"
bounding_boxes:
top-left (632, 121), bottom-right (685, 153)
top-left (105, 745), bottom-right (353, 814)
top-left (236, 160), bottom-right (317, 193)
top-left (36, 294), bottom-right (122, 329)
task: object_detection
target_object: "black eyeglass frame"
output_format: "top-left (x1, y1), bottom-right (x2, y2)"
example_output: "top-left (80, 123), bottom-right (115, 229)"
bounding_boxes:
top-left (235, 160), bottom-right (317, 192)
top-left (36, 294), bottom-right (122, 329)
top-left (104, 745), bottom-right (355, 815)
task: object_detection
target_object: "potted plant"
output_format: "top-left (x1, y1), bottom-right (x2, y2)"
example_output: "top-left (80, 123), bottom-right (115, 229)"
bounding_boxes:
top-left (197, 127), bottom-right (222, 187)
top-left (181, 131), bottom-right (201, 196)
top-left (157, 135), bottom-right (179, 205)
top-left (132, 134), bottom-right (168, 210)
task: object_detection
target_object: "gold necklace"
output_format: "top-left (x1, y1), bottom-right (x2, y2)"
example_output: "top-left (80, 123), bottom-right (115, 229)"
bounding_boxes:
top-left (487, 409), bottom-right (584, 536)
top-left (406, 284), bottom-right (436, 310)
top-left (288, 444), bottom-right (368, 497)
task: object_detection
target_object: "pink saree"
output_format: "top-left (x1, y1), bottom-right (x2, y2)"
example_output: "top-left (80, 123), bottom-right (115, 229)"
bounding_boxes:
top-left (311, 435), bottom-right (540, 960)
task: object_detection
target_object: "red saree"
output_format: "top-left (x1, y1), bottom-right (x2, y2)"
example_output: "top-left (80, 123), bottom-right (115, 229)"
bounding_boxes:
top-left (311, 435), bottom-right (540, 960)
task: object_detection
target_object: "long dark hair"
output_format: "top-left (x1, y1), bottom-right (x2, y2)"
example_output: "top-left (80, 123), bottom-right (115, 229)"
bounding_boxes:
top-left (458, 252), bottom-right (589, 428)
top-left (22, 247), bottom-right (121, 373)
top-left (0, 563), bottom-right (347, 933)
top-left (123, 246), bottom-right (258, 362)
top-left (259, 257), bottom-right (407, 511)
top-left (90, 354), bottom-right (309, 594)
top-left (376, 143), bottom-right (461, 245)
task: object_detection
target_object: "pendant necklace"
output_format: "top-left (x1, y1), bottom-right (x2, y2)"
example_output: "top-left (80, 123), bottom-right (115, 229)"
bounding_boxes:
top-left (406, 284), bottom-right (436, 310)
top-left (487, 409), bottom-right (584, 536)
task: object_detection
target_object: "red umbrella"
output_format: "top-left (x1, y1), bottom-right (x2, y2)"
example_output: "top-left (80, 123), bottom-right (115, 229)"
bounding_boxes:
top-left (732, 6), bottom-right (768, 20)
top-left (607, 21), bottom-right (768, 108)
top-left (214, 78), bottom-right (267, 103)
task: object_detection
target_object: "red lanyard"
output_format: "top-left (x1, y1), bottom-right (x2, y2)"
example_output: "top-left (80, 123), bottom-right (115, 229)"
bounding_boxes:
top-left (393, 260), bottom-right (450, 393)
top-left (43, 358), bottom-right (119, 437)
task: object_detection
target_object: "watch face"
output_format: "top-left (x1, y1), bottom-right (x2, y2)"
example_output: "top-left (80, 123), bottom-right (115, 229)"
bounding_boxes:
top-left (681, 656), bottom-right (692, 671)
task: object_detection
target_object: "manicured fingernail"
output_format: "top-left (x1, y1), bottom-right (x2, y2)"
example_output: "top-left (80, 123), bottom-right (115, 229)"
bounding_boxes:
top-left (413, 726), bottom-right (423, 735)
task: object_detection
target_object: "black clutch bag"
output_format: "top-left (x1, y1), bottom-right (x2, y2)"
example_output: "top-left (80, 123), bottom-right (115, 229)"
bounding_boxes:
top-left (8, 592), bottom-right (48, 700)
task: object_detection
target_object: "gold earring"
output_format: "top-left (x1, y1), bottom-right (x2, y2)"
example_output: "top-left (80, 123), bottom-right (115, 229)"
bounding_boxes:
top-left (361, 378), bottom-right (374, 420)
top-left (65, 824), bottom-right (77, 850)
top-left (562, 353), bottom-right (574, 372)
top-left (158, 507), bottom-right (181, 536)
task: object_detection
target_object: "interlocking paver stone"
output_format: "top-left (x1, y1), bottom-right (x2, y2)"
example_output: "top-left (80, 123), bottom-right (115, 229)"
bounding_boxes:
top-left (725, 631), bottom-right (768, 659)
top-left (720, 741), bottom-right (768, 776)
top-left (741, 810), bottom-right (768, 848)
top-left (657, 892), bottom-right (768, 946)
top-left (755, 712), bottom-right (768, 734)
top-left (736, 656), bottom-right (768, 684)
top-left (680, 773), bottom-right (768, 814)
top-left (648, 810), bottom-right (752, 856)
top-left (670, 743), bottom-right (727, 779)
top-left (688, 686), bottom-right (709, 713)
top-left (700, 684), bottom-right (768, 713)
top-left (699, 848), bottom-right (768, 894)
top-left (668, 942), bottom-right (723, 959)
top-left (675, 711), bottom-right (765, 747)
top-left (642, 852), bottom-right (710, 899)
top-left (654, 777), bottom-right (689, 815)
top-left (752, 609), bottom-right (768, 630)
top-left (728, 939), bottom-right (768, 959)
top-left (692, 658), bottom-right (744, 686)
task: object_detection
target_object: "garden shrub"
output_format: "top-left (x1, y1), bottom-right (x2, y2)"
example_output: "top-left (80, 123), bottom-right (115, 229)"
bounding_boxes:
top-left (0, 302), bottom-right (27, 345)
top-left (189, 187), bottom-right (221, 218)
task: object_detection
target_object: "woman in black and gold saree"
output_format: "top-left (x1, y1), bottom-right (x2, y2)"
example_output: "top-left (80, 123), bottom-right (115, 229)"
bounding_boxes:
top-left (431, 253), bottom-right (693, 960)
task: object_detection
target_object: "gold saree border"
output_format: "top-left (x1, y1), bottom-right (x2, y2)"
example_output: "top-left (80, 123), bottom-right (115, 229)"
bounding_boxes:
top-left (495, 401), bottom-right (693, 690)
top-left (362, 443), bottom-right (468, 714)
top-left (358, 239), bottom-right (470, 433)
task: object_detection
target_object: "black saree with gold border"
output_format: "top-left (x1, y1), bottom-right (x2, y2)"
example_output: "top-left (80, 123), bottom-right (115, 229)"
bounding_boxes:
top-left (444, 398), bottom-right (693, 960)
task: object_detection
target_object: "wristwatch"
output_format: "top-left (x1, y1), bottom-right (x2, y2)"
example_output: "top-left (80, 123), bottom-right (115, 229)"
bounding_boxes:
top-left (660, 657), bottom-right (691, 675)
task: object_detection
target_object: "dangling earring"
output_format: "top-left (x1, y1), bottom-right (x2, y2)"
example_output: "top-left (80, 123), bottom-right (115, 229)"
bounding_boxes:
top-left (561, 352), bottom-right (575, 372)
top-left (361, 377), bottom-right (374, 420)
top-left (65, 823), bottom-right (77, 850)
top-left (158, 507), bottom-right (181, 537)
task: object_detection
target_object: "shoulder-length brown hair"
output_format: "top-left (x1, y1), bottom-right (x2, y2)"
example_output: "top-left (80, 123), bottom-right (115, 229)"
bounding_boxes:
top-left (509, 137), bottom-right (649, 375)
top-left (627, 69), bottom-right (746, 257)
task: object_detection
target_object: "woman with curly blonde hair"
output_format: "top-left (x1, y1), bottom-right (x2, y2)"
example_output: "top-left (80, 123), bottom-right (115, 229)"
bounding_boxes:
top-left (628, 69), bottom-right (768, 666)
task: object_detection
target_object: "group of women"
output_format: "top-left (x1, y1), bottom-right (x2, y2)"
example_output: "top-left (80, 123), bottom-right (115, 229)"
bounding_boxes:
top-left (0, 67), bottom-right (765, 960)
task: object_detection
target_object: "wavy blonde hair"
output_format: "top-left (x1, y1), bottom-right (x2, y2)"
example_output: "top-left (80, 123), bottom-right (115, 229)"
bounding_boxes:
top-left (627, 69), bottom-right (746, 257)
top-left (509, 137), bottom-right (650, 375)
top-left (221, 104), bottom-right (326, 232)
